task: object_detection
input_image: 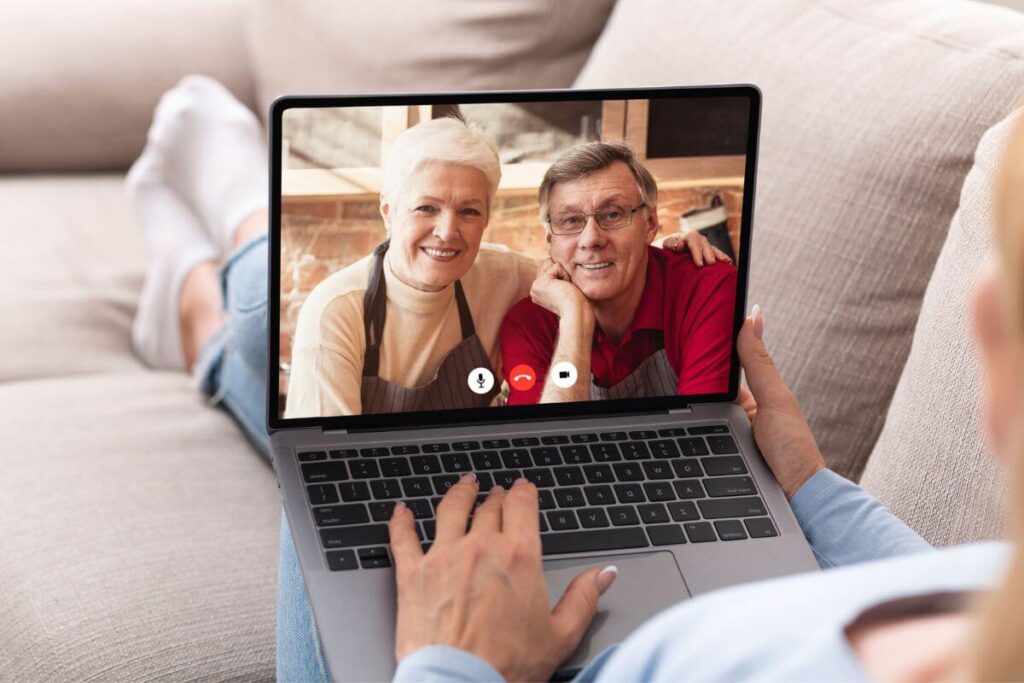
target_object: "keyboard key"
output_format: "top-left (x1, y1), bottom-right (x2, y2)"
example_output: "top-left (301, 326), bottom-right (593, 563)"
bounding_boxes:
top-left (744, 517), bottom-right (778, 538)
top-left (583, 464), bottom-right (614, 484)
top-left (538, 489), bottom-right (556, 510)
top-left (613, 483), bottom-right (645, 504)
top-left (452, 441), bottom-right (480, 451)
top-left (390, 445), bottom-right (420, 455)
top-left (432, 474), bottom-right (461, 495)
top-left (701, 457), bottom-right (749, 476)
top-left (584, 485), bottom-right (614, 506)
top-left (704, 476), bottom-right (757, 497)
top-left (715, 519), bottom-right (748, 541)
top-left (500, 449), bottom-right (531, 469)
top-left (410, 455), bottom-right (442, 475)
top-left (360, 555), bottom-right (392, 569)
top-left (482, 439), bottom-right (510, 449)
top-left (642, 461), bottom-right (674, 480)
top-left (554, 466), bottom-right (584, 486)
top-left (657, 428), bottom-right (687, 437)
top-left (689, 425), bottom-right (729, 435)
top-left (590, 443), bottom-right (621, 462)
top-left (476, 472), bottom-right (494, 491)
top-left (307, 483), bottom-right (339, 505)
top-left (578, 508), bottom-right (610, 528)
top-left (684, 521), bottom-right (717, 543)
top-left (523, 468), bottom-right (556, 488)
top-left (612, 462), bottom-right (643, 482)
top-left (471, 451), bottom-right (501, 470)
top-left (555, 487), bottom-right (586, 507)
top-left (358, 546), bottom-right (388, 559)
top-left (423, 520), bottom-right (437, 540)
top-left (530, 447), bottom-right (561, 467)
top-left (608, 506), bottom-right (640, 526)
top-left (298, 451), bottom-right (327, 462)
top-left (628, 430), bottom-right (657, 440)
top-left (348, 460), bottom-right (380, 479)
top-left (560, 445), bottom-right (592, 464)
top-left (401, 477), bottom-right (432, 498)
top-left (643, 482), bottom-right (676, 502)
top-left (407, 499), bottom-right (433, 519)
top-left (421, 443), bottom-right (450, 453)
top-left (369, 502), bottom-right (396, 521)
top-left (599, 431), bottom-right (628, 441)
top-left (707, 435), bottom-right (739, 454)
top-left (370, 479), bottom-right (402, 499)
top-left (493, 470), bottom-right (521, 489)
top-left (330, 449), bottom-right (359, 459)
top-left (314, 504), bottom-right (369, 527)
top-left (672, 460), bottom-right (703, 478)
top-left (380, 458), bottom-right (411, 477)
top-left (319, 524), bottom-right (389, 549)
top-left (697, 496), bottom-right (767, 519)
top-left (539, 514), bottom-right (549, 532)
top-left (649, 440), bottom-right (681, 459)
top-left (541, 528), bottom-right (649, 555)
top-left (637, 503), bottom-right (670, 524)
top-left (571, 433), bottom-right (599, 443)
top-left (302, 462), bottom-right (348, 483)
top-left (547, 510), bottom-right (579, 530)
top-left (326, 549), bottom-right (358, 570)
top-left (441, 452), bottom-right (472, 472)
top-left (359, 447), bottom-right (389, 458)
top-left (677, 438), bottom-right (710, 457)
top-left (339, 481), bottom-right (371, 502)
top-left (668, 501), bottom-right (699, 522)
top-left (620, 442), bottom-right (651, 460)
top-left (673, 480), bottom-right (705, 500)
top-left (647, 524), bottom-right (687, 546)
top-left (512, 437), bottom-right (540, 447)
top-left (541, 435), bottom-right (569, 445)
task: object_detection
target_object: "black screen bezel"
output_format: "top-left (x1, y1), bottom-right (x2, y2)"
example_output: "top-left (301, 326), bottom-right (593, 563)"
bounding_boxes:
top-left (267, 84), bottom-right (760, 433)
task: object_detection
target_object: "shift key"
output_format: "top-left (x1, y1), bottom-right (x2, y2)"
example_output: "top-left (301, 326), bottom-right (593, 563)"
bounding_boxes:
top-left (697, 496), bottom-right (767, 519)
top-left (319, 524), bottom-right (389, 549)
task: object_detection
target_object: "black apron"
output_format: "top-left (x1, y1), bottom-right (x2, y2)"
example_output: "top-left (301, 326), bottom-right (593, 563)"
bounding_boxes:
top-left (360, 241), bottom-right (499, 414)
top-left (588, 346), bottom-right (679, 400)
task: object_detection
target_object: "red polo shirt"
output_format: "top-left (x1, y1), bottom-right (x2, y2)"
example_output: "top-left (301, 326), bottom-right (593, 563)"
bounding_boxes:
top-left (500, 246), bottom-right (737, 404)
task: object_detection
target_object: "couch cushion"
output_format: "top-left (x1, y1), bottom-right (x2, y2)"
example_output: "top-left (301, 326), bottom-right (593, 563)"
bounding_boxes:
top-left (0, 0), bottom-right (255, 172)
top-left (0, 372), bottom-right (279, 681)
top-left (246, 0), bottom-right (616, 120)
top-left (858, 111), bottom-right (1021, 546)
top-left (576, 0), bottom-right (1024, 480)
top-left (0, 175), bottom-right (146, 383)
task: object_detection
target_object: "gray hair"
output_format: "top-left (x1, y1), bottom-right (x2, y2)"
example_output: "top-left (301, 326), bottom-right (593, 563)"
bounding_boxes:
top-left (381, 116), bottom-right (501, 207)
top-left (538, 141), bottom-right (658, 220)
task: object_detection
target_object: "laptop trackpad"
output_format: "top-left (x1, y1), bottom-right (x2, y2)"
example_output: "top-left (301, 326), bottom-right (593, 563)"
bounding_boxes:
top-left (544, 551), bottom-right (690, 671)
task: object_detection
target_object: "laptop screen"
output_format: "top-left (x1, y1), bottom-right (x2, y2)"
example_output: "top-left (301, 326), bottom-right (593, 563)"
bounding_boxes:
top-left (269, 86), bottom-right (759, 431)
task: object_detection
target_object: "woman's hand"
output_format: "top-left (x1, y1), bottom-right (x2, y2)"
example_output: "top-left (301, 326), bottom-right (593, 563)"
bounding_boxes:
top-left (530, 258), bottom-right (594, 324)
top-left (656, 231), bottom-right (733, 267)
top-left (390, 475), bottom-right (617, 682)
top-left (736, 307), bottom-right (826, 499)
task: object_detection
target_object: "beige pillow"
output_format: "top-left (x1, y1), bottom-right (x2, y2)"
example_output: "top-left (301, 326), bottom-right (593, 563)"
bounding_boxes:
top-left (246, 0), bottom-right (616, 119)
top-left (576, 0), bottom-right (1024, 479)
top-left (0, 0), bottom-right (255, 172)
top-left (859, 110), bottom-right (1021, 546)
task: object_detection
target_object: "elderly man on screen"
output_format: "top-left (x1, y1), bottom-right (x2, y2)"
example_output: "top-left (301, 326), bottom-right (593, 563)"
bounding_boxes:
top-left (500, 141), bottom-right (738, 404)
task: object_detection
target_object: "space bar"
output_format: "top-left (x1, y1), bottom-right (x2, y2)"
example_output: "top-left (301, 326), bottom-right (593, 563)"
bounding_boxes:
top-left (541, 528), bottom-right (649, 555)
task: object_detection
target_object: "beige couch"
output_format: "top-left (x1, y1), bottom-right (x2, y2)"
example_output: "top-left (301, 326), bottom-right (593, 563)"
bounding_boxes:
top-left (2, 0), bottom-right (1023, 679)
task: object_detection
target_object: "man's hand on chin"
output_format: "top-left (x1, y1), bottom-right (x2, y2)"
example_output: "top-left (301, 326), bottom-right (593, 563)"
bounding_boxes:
top-left (531, 258), bottom-right (594, 403)
top-left (530, 257), bottom-right (594, 324)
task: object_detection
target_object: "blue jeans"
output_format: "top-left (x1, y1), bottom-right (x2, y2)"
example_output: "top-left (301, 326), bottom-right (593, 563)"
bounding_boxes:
top-left (196, 234), bottom-right (330, 682)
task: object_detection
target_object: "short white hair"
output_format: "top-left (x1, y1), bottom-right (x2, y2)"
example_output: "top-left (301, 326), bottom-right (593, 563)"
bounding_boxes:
top-left (381, 116), bottom-right (501, 207)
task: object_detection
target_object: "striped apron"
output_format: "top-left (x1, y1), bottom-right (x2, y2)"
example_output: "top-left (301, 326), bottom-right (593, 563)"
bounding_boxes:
top-left (589, 347), bottom-right (679, 400)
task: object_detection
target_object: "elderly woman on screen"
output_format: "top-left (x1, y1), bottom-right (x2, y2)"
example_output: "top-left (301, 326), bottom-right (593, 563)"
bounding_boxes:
top-left (285, 118), bottom-right (725, 418)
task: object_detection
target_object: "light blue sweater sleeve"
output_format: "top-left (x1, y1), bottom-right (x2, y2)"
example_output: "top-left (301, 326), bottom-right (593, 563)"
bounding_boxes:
top-left (789, 468), bottom-right (932, 568)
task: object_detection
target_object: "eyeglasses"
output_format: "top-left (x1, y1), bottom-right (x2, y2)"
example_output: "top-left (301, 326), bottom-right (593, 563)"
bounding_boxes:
top-left (545, 204), bottom-right (647, 236)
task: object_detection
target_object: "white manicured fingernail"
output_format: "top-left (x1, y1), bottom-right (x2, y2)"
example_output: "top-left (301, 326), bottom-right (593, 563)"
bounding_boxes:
top-left (596, 565), bottom-right (618, 594)
top-left (750, 303), bottom-right (760, 318)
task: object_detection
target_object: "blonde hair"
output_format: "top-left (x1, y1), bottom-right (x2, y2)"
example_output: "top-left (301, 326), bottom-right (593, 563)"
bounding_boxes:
top-left (972, 110), bottom-right (1024, 681)
top-left (381, 116), bottom-right (501, 208)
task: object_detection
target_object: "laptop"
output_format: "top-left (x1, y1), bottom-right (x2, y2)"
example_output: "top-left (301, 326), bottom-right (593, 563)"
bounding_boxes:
top-left (267, 85), bottom-right (819, 681)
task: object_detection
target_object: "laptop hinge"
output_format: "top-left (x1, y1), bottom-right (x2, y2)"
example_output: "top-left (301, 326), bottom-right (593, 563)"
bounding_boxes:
top-left (323, 428), bottom-right (348, 436)
top-left (668, 407), bottom-right (694, 415)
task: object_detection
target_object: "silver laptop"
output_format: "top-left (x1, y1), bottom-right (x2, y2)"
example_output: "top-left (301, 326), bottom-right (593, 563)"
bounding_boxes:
top-left (267, 85), bottom-right (819, 681)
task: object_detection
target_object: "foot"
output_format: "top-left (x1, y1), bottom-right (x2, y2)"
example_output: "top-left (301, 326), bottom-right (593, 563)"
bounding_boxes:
top-left (127, 146), bottom-right (221, 370)
top-left (145, 75), bottom-right (268, 253)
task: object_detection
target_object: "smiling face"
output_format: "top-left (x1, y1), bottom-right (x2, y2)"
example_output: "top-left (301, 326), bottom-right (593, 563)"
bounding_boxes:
top-left (546, 161), bottom-right (659, 303)
top-left (381, 161), bottom-right (490, 292)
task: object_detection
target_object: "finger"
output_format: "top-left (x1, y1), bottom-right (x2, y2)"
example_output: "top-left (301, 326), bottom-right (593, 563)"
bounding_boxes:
top-left (502, 477), bottom-right (540, 538)
top-left (389, 501), bottom-right (424, 568)
top-left (702, 241), bottom-right (716, 264)
top-left (713, 246), bottom-right (733, 263)
top-left (736, 310), bottom-right (792, 406)
top-left (688, 236), bottom-right (705, 266)
top-left (434, 473), bottom-right (478, 543)
top-left (470, 485), bottom-right (505, 535)
top-left (550, 566), bottom-right (616, 654)
top-left (734, 386), bottom-right (757, 423)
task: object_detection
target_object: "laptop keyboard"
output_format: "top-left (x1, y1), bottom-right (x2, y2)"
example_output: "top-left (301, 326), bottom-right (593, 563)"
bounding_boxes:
top-left (297, 424), bottom-right (779, 571)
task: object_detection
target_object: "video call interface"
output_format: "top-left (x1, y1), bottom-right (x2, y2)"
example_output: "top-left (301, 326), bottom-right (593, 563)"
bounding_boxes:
top-left (277, 95), bottom-right (750, 420)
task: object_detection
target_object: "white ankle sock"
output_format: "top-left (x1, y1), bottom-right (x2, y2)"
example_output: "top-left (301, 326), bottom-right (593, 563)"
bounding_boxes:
top-left (146, 75), bottom-right (268, 253)
top-left (127, 147), bottom-right (220, 370)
